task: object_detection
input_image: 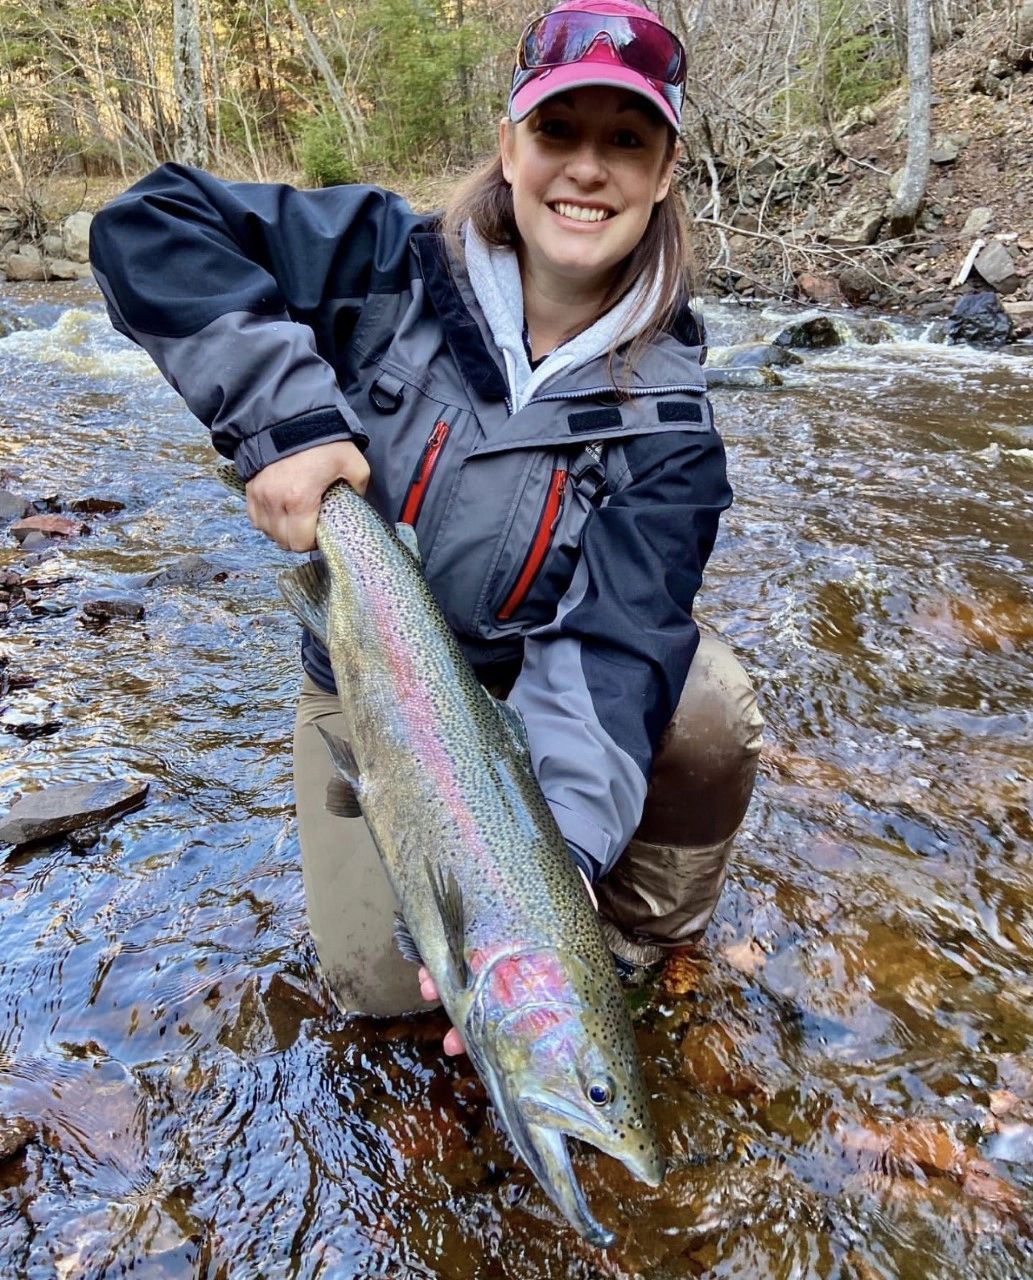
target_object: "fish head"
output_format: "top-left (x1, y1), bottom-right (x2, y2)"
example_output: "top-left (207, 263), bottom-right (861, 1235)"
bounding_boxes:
top-left (467, 949), bottom-right (665, 1244)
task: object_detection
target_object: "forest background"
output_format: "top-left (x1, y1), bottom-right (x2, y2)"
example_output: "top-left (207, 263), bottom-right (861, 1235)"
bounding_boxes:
top-left (1, 0), bottom-right (1031, 310)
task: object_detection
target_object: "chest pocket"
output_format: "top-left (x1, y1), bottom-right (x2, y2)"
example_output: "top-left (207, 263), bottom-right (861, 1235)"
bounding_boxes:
top-left (489, 440), bottom-right (611, 629)
top-left (357, 368), bottom-right (471, 555)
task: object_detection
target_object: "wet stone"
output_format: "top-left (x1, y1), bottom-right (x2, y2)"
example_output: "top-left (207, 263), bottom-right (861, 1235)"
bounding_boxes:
top-left (0, 490), bottom-right (30, 522)
top-left (68, 496), bottom-right (126, 515)
top-left (0, 778), bottom-right (149, 849)
top-left (10, 514), bottom-right (86, 543)
top-left (717, 342), bottom-right (802, 369)
top-left (0, 1116), bottom-right (37, 1162)
top-left (705, 366), bottom-right (785, 389)
top-left (947, 292), bottom-right (1013, 345)
top-left (81, 597), bottom-right (146, 625)
top-left (139, 553), bottom-right (229, 589)
top-left (772, 313), bottom-right (852, 348)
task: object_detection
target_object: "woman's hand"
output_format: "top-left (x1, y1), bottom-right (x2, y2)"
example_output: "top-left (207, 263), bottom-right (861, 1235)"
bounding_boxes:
top-left (418, 869), bottom-right (598, 1057)
top-left (244, 440), bottom-right (370, 551)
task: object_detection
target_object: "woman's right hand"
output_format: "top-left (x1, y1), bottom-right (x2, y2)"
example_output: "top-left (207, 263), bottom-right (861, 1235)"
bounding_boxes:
top-left (244, 440), bottom-right (370, 551)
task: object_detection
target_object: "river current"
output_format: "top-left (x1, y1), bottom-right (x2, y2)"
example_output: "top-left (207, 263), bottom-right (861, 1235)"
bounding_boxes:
top-left (1, 280), bottom-right (1030, 1279)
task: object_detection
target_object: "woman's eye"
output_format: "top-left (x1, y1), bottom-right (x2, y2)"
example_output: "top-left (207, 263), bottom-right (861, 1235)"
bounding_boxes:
top-left (613, 130), bottom-right (644, 149)
top-left (538, 118), bottom-right (572, 139)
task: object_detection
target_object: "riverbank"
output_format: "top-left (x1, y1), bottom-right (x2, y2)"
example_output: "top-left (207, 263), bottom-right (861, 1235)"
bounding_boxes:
top-left (1, 10), bottom-right (1031, 332)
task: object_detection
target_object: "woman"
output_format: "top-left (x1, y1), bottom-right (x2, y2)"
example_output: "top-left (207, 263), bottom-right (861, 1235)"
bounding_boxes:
top-left (89, 0), bottom-right (763, 1050)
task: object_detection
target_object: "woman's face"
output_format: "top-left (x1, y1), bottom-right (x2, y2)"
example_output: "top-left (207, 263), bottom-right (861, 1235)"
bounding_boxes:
top-left (499, 86), bottom-right (678, 297)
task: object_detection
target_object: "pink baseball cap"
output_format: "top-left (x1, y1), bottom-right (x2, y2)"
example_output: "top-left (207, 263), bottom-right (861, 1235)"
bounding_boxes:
top-left (508, 1), bottom-right (685, 132)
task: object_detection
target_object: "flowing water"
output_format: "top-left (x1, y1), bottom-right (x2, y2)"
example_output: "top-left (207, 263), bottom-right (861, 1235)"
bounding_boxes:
top-left (0, 280), bottom-right (1030, 1279)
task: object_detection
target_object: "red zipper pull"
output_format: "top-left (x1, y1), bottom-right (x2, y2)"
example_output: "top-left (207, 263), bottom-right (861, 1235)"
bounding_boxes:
top-left (497, 467), bottom-right (568, 622)
top-left (400, 419), bottom-right (451, 525)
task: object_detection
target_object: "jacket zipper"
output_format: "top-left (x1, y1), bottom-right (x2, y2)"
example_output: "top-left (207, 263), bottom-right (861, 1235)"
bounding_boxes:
top-left (527, 382), bottom-right (707, 405)
top-left (399, 419), bottom-right (451, 525)
top-left (497, 467), bottom-right (568, 622)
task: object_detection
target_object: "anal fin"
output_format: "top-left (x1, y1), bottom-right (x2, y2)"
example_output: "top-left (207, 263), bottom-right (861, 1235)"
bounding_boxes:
top-left (325, 777), bottom-right (362, 818)
top-left (393, 913), bottom-right (424, 966)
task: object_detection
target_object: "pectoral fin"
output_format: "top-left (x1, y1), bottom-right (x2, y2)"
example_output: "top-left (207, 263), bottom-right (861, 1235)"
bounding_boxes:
top-left (278, 560), bottom-right (331, 647)
top-left (395, 523), bottom-right (421, 563)
top-left (426, 861), bottom-right (469, 990)
top-left (494, 698), bottom-right (530, 760)
top-left (325, 777), bottom-right (362, 818)
top-left (316, 724), bottom-right (361, 794)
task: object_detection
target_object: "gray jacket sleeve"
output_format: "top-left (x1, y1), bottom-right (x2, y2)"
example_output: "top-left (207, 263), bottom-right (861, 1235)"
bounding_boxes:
top-left (507, 427), bottom-right (732, 881)
top-left (89, 163), bottom-right (424, 479)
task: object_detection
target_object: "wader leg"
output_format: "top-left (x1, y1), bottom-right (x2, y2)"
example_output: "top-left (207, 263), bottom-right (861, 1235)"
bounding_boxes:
top-left (594, 634), bottom-right (764, 968)
top-left (293, 675), bottom-right (426, 1016)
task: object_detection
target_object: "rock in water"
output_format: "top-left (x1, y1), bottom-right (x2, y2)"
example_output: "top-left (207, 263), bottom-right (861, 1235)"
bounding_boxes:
top-left (947, 292), bottom-right (1014, 346)
top-left (0, 779), bottom-right (149, 848)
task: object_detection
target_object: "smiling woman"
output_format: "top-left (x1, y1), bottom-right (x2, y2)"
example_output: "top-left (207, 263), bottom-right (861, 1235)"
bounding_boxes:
top-left (89, 0), bottom-right (761, 1061)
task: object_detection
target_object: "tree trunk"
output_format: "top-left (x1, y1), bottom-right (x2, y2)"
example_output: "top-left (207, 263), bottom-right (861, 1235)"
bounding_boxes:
top-left (172, 0), bottom-right (208, 166)
top-left (886, 0), bottom-right (931, 236)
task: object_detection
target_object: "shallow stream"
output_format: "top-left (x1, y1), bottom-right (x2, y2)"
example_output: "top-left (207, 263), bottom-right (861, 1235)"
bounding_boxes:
top-left (1, 281), bottom-right (1030, 1278)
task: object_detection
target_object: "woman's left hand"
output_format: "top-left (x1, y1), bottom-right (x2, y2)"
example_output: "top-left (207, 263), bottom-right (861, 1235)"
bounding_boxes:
top-left (418, 868), bottom-right (598, 1056)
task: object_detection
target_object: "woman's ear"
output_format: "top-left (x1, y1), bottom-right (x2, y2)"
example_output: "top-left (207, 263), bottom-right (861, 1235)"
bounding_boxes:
top-left (655, 137), bottom-right (680, 204)
top-left (499, 117), bottom-right (515, 185)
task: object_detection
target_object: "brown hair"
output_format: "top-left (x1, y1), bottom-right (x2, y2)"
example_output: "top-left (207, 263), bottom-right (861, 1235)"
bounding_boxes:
top-left (441, 120), bottom-right (694, 388)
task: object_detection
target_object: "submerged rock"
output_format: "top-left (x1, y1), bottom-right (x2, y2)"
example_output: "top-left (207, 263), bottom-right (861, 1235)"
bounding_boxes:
top-left (80, 597), bottom-right (146, 625)
top-left (705, 366), bottom-right (785, 389)
top-left (947, 292), bottom-right (1014, 345)
top-left (771, 312), bottom-right (854, 348)
top-left (0, 778), bottom-right (149, 849)
top-left (139, 553), bottom-right (229, 589)
top-left (715, 341), bottom-right (802, 369)
top-left (68, 497), bottom-right (126, 515)
top-left (0, 1116), bottom-right (36, 1162)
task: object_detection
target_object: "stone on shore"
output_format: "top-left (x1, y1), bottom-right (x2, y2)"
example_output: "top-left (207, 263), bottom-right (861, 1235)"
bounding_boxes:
top-left (61, 211), bottom-right (93, 263)
top-left (5, 246), bottom-right (45, 283)
top-left (973, 239), bottom-right (1021, 294)
top-left (0, 779), bottom-right (149, 849)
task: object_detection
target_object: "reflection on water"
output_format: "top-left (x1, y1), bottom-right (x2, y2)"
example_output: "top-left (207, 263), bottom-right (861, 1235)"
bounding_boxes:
top-left (1, 281), bottom-right (1031, 1277)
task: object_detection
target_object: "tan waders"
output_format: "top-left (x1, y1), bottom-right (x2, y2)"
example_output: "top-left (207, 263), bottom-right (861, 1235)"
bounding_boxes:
top-left (293, 633), bottom-right (763, 1016)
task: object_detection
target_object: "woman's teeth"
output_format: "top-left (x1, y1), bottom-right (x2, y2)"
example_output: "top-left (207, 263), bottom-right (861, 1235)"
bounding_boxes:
top-left (552, 203), bottom-right (610, 223)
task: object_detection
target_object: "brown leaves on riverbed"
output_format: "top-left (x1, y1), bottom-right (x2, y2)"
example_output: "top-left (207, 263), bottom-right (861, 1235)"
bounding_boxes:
top-left (837, 1115), bottom-right (1027, 1218)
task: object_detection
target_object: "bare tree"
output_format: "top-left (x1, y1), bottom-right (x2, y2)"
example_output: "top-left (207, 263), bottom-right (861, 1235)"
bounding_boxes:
top-left (172, 0), bottom-right (209, 166)
top-left (885, 0), bottom-right (931, 234)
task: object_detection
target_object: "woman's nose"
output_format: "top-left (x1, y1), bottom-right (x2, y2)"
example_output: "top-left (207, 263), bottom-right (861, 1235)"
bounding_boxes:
top-left (565, 140), bottom-right (607, 185)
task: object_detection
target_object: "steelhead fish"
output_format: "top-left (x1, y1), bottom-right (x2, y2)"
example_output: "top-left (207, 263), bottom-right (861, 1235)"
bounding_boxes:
top-left (223, 468), bottom-right (664, 1245)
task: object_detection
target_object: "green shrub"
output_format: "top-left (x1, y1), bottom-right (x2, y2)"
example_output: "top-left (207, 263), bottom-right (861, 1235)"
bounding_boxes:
top-left (298, 114), bottom-right (358, 188)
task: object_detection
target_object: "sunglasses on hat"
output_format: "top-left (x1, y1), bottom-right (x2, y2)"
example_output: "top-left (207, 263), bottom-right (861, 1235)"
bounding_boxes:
top-left (517, 9), bottom-right (687, 89)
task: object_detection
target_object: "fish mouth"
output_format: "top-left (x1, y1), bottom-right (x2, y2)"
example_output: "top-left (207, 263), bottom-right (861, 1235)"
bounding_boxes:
top-left (473, 1055), bottom-right (616, 1246)
top-left (519, 1088), bottom-right (666, 1188)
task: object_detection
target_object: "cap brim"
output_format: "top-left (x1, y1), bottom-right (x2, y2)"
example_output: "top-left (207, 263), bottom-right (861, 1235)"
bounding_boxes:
top-left (509, 63), bottom-right (680, 132)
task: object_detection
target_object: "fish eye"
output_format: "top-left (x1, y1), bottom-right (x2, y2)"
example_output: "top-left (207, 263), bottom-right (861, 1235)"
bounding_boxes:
top-left (586, 1079), bottom-right (613, 1107)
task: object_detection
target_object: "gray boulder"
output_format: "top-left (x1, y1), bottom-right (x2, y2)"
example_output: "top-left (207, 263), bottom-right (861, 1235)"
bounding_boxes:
top-left (715, 342), bottom-right (802, 369)
top-left (5, 246), bottom-right (45, 283)
top-left (974, 239), bottom-right (1021, 294)
top-left (61, 211), bottom-right (93, 263)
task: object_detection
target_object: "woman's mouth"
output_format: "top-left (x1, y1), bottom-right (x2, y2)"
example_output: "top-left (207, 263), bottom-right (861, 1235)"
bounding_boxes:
top-left (549, 202), bottom-right (613, 224)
